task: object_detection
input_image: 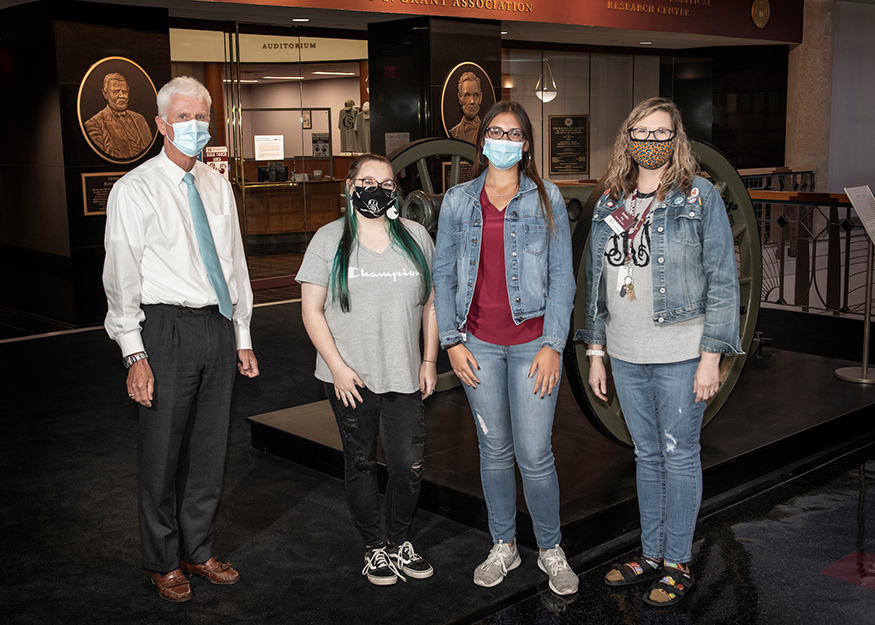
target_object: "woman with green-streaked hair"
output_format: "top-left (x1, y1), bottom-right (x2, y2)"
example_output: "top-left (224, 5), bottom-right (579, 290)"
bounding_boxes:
top-left (297, 153), bottom-right (438, 586)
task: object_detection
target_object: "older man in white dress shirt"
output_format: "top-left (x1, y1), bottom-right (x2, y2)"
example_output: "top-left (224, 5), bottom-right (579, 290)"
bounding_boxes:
top-left (103, 76), bottom-right (258, 603)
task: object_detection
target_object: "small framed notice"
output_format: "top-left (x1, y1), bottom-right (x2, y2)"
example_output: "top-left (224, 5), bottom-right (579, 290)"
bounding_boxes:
top-left (254, 135), bottom-right (284, 161)
top-left (82, 172), bottom-right (126, 215)
top-left (385, 132), bottom-right (410, 156)
top-left (549, 115), bottom-right (589, 175)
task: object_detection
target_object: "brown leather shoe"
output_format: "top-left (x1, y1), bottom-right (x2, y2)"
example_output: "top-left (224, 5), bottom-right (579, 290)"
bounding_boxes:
top-left (180, 557), bottom-right (240, 585)
top-left (150, 569), bottom-right (193, 602)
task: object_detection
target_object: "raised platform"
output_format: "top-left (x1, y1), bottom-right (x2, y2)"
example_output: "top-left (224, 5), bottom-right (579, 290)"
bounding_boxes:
top-left (248, 347), bottom-right (875, 551)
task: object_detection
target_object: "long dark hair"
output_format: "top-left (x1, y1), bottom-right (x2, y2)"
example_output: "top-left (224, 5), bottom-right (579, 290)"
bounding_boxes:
top-left (472, 101), bottom-right (555, 233)
top-left (604, 97), bottom-right (698, 203)
top-left (330, 154), bottom-right (432, 312)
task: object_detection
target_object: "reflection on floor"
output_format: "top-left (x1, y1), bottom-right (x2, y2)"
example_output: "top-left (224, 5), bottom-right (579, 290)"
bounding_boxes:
top-left (474, 446), bottom-right (875, 625)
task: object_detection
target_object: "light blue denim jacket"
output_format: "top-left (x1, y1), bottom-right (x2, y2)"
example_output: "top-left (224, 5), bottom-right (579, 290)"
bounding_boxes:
top-left (433, 170), bottom-right (576, 352)
top-left (575, 176), bottom-right (743, 354)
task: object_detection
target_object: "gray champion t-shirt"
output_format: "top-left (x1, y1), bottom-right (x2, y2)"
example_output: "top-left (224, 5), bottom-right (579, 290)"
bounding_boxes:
top-left (296, 218), bottom-right (435, 394)
top-left (603, 193), bottom-right (704, 364)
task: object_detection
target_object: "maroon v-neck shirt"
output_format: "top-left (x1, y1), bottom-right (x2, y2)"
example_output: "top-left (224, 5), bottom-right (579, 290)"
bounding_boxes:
top-left (466, 187), bottom-right (544, 345)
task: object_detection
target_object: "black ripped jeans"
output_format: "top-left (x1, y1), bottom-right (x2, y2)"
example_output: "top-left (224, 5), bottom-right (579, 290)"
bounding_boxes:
top-left (324, 384), bottom-right (425, 548)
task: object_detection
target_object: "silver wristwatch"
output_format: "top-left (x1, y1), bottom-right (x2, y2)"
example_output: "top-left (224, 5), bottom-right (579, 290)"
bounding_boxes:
top-left (123, 351), bottom-right (148, 369)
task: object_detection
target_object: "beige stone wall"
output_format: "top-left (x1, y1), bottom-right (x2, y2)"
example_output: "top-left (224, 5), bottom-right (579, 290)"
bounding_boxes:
top-left (785, 0), bottom-right (835, 192)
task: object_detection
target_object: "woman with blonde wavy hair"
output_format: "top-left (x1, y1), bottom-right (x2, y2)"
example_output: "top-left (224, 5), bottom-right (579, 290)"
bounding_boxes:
top-left (576, 97), bottom-right (742, 607)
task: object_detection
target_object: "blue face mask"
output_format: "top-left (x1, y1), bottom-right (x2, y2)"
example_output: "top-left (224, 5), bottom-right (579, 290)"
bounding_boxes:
top-left (482, 138), bottom-right (524, 170)
top-left (165, 118), bottom-right (211, 157)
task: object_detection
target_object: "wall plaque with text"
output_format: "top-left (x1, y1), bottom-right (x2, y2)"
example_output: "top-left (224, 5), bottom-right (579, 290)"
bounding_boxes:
top-left (82, 172), bottom-right (126, 215)
top-left (549, 115), bottom-right (589, 176)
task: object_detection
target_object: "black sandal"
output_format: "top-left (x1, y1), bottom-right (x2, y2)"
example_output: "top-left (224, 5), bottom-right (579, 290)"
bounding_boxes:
top-left (604, 558), bottom-right (663, 587)
top-left (643, 566), bottom-right (695, 607)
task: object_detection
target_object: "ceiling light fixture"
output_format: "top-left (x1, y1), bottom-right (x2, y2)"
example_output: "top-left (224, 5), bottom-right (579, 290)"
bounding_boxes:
top-left (535, 57), bottom-right (558, 103)
top-left (292, 18), bottom-right (309, 22)
top-left (262, 76), bottom-right (304, 80)
top-left (311, 71), bottom-right (356, 76)
top-left (639, 41), bottom-right (653, 45)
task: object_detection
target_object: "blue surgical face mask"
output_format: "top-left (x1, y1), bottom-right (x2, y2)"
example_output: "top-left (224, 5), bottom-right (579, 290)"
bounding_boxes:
top-left (482, 137), bottom-right (524, 170)
top-left (165, 118), bottom-right (211, 157)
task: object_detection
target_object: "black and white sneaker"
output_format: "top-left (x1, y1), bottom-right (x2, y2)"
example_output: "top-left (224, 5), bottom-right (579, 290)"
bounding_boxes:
top-left (388, 541), bottom-right (434, 579)
top-left (362, 547), bottom-right (406, 586)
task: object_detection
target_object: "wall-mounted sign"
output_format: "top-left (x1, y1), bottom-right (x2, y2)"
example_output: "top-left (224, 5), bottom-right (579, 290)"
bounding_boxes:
top-left (441, 62), bottom-right (496, 144)
top-left (312, 132), bottom-right (330, 158)
top-left (82, 172), bottom-right (126, 216)
top-left (205, 146), bottom-right (229, 180)
top-left (200, 0), bottom-right (802, 44)
top-left (77, 57), bottom-right (158, 165)
top-left (549, 115), bottom-right (589, 175)
top-left (254, 135), bottom-right (284, 161)
top-left (385, 132), bottom-right (411, 155)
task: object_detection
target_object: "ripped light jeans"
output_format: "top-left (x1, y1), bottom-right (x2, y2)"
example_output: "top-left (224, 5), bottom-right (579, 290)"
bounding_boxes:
top-left (462, 333), bottom-right (562, 549)
top-left (610, 357), bottom-right (706, 563)
top-left (324, 384), bottom-right (425, 548)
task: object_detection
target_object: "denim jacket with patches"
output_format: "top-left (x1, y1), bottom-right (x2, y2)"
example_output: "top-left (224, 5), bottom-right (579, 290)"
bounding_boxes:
top-left (575, 175), bottom-right (743, 355)
top-left (433, 170), bottom-right (576, 352)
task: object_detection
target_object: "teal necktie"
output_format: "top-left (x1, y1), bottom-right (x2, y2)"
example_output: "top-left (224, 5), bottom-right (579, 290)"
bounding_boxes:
top-left (183, 172), bottom-right (233, 320)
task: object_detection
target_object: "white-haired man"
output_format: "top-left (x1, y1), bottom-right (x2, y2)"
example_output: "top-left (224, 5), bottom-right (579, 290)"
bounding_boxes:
top-left (103, 76), bottom-right (259, 602)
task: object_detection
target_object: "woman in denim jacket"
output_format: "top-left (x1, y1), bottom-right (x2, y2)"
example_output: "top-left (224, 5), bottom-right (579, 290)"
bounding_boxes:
top-left (577, 98), bottom-right (742, 607)
top-left (433, 101), bottom-right (577, 595)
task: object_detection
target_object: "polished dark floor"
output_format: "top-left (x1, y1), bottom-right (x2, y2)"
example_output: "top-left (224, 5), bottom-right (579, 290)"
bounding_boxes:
top-left (476, 445), bottom-right (875, 624)
top-left (3, 298), bottom-right (875, 623)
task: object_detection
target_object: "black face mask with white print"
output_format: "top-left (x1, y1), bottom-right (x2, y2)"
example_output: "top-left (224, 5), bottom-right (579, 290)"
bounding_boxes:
top-left (352, 186), bottom-right (397, 219)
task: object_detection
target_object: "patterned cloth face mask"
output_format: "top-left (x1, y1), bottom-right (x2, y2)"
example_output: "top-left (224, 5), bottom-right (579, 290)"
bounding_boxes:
top-left (628, 136), bottom-right (676, 170)
top-left (351, 186), bottom-right (398, 219)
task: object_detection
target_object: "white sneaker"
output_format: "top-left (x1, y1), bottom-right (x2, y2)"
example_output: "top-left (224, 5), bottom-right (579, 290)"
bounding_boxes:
top-left (538, 545), bottom-right (578, 595)
top-left (473, 541), bottom-right (521, 588)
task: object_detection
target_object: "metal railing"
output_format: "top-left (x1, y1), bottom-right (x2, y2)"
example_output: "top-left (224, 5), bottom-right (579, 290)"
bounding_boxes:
top-left (739, 168), bottom-right (870, 315)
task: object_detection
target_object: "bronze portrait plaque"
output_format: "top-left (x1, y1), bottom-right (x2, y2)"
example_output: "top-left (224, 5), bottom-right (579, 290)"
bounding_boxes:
top-left (751, 0), bottom-right (770, 29)
top-left (77, 57), bottom-right (158, 165)
top-left (441, 62), bottom-right (496, 145)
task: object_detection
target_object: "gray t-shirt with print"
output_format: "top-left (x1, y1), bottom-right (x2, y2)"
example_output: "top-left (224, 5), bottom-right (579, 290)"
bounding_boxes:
top-left (296, 218), bottom-right (434, 394)
top-left (603, 193), bottom-right (704, 364)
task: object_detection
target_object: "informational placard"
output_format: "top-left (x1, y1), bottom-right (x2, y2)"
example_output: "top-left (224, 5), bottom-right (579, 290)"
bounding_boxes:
top-left (82, 172), bottom-right (126, 215)
top-left (549, 115), bottom-right (588, 175)
top-left (442, 161), bottom-right (476, 192)
top-left (254, 135), bottom-right (283, 161)
top-left (205, 146), bottom-right (229, 180)
top-left (312, 132), bottom-right (330, 158)
top-left (385, 132), bottom-right (410, 156)
top-left (846, 185), bottom-right (875, 243)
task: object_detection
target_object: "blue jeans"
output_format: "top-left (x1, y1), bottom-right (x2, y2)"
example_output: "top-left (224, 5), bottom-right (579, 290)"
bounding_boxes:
top-left (611, 357), bottom-right (706, 563)
top-left (462, 333), bottom-right (562, 549)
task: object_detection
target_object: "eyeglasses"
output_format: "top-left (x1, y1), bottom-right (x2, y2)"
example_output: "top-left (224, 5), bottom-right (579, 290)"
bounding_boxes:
top-left (356, 177), bottom-right (397, 192)
top-left (629, 128), bottom-right (675, 142)
top-left (485, 127), bottom-right (526, 142)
